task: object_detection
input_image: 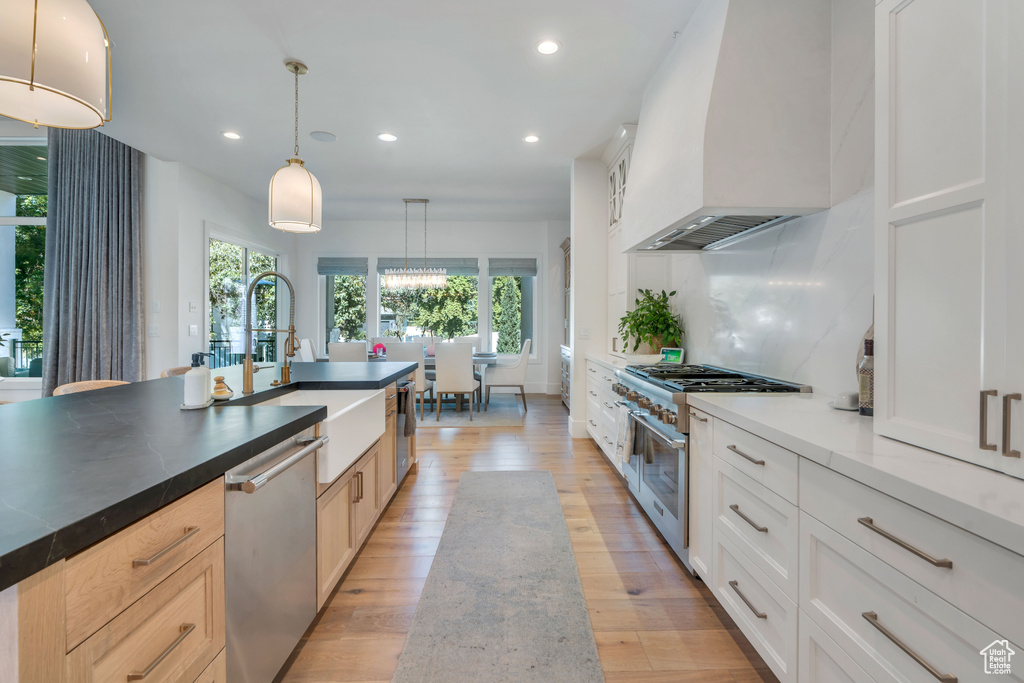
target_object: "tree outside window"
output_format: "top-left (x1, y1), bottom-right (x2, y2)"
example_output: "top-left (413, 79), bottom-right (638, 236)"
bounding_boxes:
top-left (379, 275), bottom-right (479, 340)
top-left (326, 275), bottom-right (367, 347)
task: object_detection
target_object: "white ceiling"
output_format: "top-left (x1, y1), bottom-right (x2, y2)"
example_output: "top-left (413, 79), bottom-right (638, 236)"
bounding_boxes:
top-left (13, 0), bottom-right (701, 222)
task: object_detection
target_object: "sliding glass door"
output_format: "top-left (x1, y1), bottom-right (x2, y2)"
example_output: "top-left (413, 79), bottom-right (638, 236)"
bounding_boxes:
top-left (208, 238), bottom-right (278, 368)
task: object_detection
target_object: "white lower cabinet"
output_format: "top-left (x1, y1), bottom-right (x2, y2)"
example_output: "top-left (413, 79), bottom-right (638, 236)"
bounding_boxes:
top-left (798, 610), bottom-right (873, 683)
top-left (687, 407), bottom-right (713, 579)
top-left (585, 359), bottom-right (620, 463)
top-left (713, 532), bottom-right (798, 682)
top-left (800, 511), bottom-right (1023, 683)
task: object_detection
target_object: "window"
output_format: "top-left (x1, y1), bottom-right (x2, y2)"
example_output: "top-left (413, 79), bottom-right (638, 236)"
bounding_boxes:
top-left (1, 141), bottom-right (47, 378)
top-left (208, 238), bottom-right (278, 368)
top-left (319, 257), bottom-right (368, 349)
top-left (379, 275), bottom-right (479, 340)
top-left (488, 258), bottom-right (537, 355)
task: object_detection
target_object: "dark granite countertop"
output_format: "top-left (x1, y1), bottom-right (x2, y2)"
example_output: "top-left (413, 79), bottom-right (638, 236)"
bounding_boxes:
top-left (0, 360), bottom-right (417, 591)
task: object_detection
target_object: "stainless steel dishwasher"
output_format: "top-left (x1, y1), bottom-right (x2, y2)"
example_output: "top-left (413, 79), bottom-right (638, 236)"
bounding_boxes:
top-left (224, 429), bottom-right (328, 683)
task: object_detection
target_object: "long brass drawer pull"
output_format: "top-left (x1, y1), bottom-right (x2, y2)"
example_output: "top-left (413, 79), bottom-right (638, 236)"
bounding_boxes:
top-left (386, 409), bottom-right (398, 416)
top-left (1002, 393), bottom-right (1021, 458)
top-left (126, 622), bottom-right (196, 680)
top-left (862, 611), bottom-right (956, 682)
top-left (689, 411), bottom-right (708, 423)
top-left (729, 504), bottom-right (767, 533)
top-left (857, 517), bottom-right (952, 568)
top-left (727, 444), bottom-right (765, 466)
top-left (132, 527), bottom-right (200, 567)
top-left (728, 580), bottom-right (766, 619)
top-left (980, 390), bottom-right (998, 450)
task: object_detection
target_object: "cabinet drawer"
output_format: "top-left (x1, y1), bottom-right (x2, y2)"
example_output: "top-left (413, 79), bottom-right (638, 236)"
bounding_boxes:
top-left (66, 538), bottom-right (225, 683)
top-left (713, 459), bottom-right (798, 601)
top-left (713, 533), bottom-right (797, 682)
top-left (712, 419), bottom-right (797, 503)
top-left (586, 397), bottom-right (601, 440)
top-left (802, 459), bottom-right (1024, 647)
top-left (600, 415), bottom-right (618, 459)
top-left (194, 649), bottom-right (226, 683)
top-left (798, 611), bottom-right (872, 683)
top-left (800, 512), bottom-right (1022, 683)
top-left (65, 478), bottom-right (225, 650)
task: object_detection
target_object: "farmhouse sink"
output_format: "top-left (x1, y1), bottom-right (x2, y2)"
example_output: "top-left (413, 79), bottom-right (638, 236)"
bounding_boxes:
top-left (256, 389), bottom-right (385, 484)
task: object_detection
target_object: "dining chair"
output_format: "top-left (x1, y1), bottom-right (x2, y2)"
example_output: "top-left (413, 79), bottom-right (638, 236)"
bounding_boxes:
top-left (294, 338), bottom-right (318, 363)
top-left (385, 342), bottom-right (434, 420)
top-left (328, 341), bottom-right (369, 362)
top-left (485, 339), bottom-right (531, 412)
top-left (434, 343), bottom-right (480, 420)
top-left (160, 366), bottom-right (191, 377)
top-left (53, 380), bottom-right (129, 396)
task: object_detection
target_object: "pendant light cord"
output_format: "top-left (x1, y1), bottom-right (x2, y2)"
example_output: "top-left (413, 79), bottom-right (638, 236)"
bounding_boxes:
top-left (423, 201), bottom-right (428, 270)
top-left (404, 200), bottom-right (410, 270)
top-left (293, 65), bottom-right (300, 157)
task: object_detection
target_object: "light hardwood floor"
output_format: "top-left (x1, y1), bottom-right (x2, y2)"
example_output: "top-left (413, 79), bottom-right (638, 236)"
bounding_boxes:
top-left (278, 395), bottom-right (778, 683)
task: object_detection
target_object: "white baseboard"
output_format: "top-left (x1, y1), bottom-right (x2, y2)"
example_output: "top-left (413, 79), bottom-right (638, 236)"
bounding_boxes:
top-left (569, 416), bottom-right (590, 439)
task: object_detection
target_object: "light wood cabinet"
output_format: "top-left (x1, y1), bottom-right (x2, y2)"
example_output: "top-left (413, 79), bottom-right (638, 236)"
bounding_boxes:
top-left (379, 405), bottom-right (398, 505)
top-left (353, 444), bottom-right (380, 547)
top-left (64, 479), bottom-right (225, 650)
top-left (875, 0), bottom-right (1024, 478)
top-left (316, 468), bottom-right (357, 610)
top-left (686, 407), bottom-right (713, 580)
top-left (66, 539), bottom-right (225, 683)
top-left (194, 649), bottom-right (226, 683)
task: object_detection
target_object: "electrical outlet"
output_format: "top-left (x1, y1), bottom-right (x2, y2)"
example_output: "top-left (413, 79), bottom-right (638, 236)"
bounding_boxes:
top-left (148, 325), bottom-right (159, 338)
top-left (189, 301), bottom-right (199, 313)
top-left (579, 327), bottom-right (591, 340)
top-left (189, 324), bottom-right (199, 337)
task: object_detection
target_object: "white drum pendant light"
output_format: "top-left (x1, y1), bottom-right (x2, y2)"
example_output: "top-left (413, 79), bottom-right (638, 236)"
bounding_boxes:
top-left (0, 0), bottom-right (112, 129)
top-left (269, 60), bottom-right (322, 233)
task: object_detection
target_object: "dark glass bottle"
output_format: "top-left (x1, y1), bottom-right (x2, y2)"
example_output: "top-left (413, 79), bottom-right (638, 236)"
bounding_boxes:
top-left (858, 339), bottom-right (874, 417)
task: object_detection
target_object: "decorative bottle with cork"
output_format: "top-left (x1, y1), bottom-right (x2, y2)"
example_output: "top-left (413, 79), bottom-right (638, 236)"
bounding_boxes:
top-left (858, 339), bottom-right (874, 416)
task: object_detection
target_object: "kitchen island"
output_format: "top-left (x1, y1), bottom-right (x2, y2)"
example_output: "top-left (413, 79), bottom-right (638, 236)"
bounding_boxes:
top-left (0, 361), bottom-right (417, 593)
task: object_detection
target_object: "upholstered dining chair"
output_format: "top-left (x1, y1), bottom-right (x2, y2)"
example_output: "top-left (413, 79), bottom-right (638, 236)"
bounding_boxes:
top-left (160, 366), bottom-right (191, 377)
top-left (294, 338), bottom-right (318, 363)
top-left (434, 343), bottom-right (480, 420)
top-left (53, 380), bottom-right (129, 396)
top-left (328, 341), bottom-right (369, 362)
top-left (386, 341), bottom-right (434, 420)
top-left (485, 339), bottom-right (531, 412)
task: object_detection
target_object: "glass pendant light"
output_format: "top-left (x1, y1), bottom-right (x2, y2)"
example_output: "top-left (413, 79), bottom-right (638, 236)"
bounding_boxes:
top-left (383, 199), bottom-right (447, 290)
top-left (269, 60), bottom-right (322, 233)
top-left (0, 0), bottom-right (111, 129)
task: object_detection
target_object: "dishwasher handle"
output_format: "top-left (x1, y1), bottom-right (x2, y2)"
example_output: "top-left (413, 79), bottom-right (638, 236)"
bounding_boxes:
top-left (228, 435), bottom-right (329, 494)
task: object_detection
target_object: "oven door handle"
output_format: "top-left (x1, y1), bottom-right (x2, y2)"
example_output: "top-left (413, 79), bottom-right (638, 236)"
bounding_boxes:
top-left (635, 412), bottom-right (687, 450)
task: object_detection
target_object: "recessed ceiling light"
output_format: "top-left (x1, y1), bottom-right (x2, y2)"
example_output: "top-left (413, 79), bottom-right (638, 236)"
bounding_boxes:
top-left (536, 40), bottom-right (560, 55)
top-left (523, 135), bottom-right (540, 143)
top-left (36, 156), bottom-right (46, 161)
top-left (221, 131), bottom-right (242, 140)
top-left (310, 131), bottom-right (337, 142)
top-left (17, 176), bottom-right (31, 180)
top-left (377, 132), bottom-right (398, 142)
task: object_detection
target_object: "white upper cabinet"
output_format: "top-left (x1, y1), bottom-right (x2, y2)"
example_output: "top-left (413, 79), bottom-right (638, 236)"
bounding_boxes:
top-left (875, 0), bottom-right (1024, 477)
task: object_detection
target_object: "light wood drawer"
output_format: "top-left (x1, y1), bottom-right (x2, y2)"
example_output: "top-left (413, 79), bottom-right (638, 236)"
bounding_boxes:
top-left (713, 458), bottom-right (798, 601)
top-left (800, 512), bottom-right (1022, 683)
top-left (194, 649), bottom-right (226, 683)
top-left (712, 532), bottom-right (797, 683)
top-left (712, 419), bottom-right (797, 503)
top-left (802, 459), bottom-right (1024, 647)
top-left (65, 478), bottom-right (225, 650)
top-left (66, 538), bottom-right (225, 683)
top-left (798, 610), bottom-right (872, 683)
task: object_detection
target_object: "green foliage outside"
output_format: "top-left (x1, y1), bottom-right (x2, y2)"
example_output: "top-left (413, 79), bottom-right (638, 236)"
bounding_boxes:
top-left (380, 276), bottom-right (479, 340)
top-left (208, 239), bottom-right (277, 339)
top-left (332, 275), bottom-right (366, 340)
top-left (492, 276), bottom-right (521, 353)
top-left (14, 195), bottom-right (47, 340)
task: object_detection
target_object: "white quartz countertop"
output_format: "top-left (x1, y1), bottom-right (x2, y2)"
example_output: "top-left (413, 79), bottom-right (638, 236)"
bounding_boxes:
top-left (687, 392), bottom-right (1024, 558)
top-left (583, 352), bottom-right (631, 369)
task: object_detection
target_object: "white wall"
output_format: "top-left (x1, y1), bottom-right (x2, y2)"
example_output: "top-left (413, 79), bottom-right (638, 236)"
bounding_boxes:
top-left (568, 159), bottom-right (609, 437)
top-left (141, 156), bottom-right (296, 379)
top-left (666, 0), bottom-right (874, 399)
top-left (291, 219), bottom-right (569, 395)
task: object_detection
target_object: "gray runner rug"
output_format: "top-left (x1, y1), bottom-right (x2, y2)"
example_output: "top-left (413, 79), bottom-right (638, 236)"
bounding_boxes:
top-left (392, 470), bottom-right (604, 683)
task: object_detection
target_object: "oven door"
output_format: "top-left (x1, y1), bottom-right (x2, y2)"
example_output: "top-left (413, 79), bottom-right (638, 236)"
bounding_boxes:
top-left (633, 413), bottom-right (688, 557)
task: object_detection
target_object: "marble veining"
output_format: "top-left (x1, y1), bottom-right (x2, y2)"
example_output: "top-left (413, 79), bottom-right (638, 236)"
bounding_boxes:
top-left (670, 190), bottom-right (874, 397)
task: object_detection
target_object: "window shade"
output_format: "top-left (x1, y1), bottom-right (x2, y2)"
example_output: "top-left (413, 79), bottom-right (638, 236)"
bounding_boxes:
top-left (376, 257), bottom-right (479, 276)
top-left (317, 257), bottom-right (368, 276)
top-left (488, 257), bottom-right (538, 277)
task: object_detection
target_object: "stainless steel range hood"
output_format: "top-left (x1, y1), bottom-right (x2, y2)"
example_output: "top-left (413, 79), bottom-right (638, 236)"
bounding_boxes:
top-left (620, 0), bottom-right (831, 252)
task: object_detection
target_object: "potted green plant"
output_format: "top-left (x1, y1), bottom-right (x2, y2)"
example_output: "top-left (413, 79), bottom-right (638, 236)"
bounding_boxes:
top-left (618, 289), bottom-right (684, 362)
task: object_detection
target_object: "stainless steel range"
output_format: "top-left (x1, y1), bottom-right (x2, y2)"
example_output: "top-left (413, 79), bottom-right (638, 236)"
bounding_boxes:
top-left (611, 364), bottom-right (809, 571)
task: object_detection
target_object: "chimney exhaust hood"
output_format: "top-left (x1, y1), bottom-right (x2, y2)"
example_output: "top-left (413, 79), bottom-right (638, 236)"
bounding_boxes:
top-left (620, 0), bottom-right (831, 252)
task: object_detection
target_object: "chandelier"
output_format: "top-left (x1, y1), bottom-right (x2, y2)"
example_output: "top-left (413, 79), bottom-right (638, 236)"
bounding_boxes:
top-left (383, 199), bottom-right (447, 290)
top-left (268, 60), bottom-right (322, 233)
top-left (0, 0), bottom-right (111, 129)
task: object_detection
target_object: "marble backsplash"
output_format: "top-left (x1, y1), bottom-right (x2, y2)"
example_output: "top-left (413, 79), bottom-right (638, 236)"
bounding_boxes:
top-left (669, 189), bottom-right (874, 398)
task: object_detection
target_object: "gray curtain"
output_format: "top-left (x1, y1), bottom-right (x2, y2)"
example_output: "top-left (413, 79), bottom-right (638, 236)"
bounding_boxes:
top-left (42, 129), bottom-right (144, 396)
